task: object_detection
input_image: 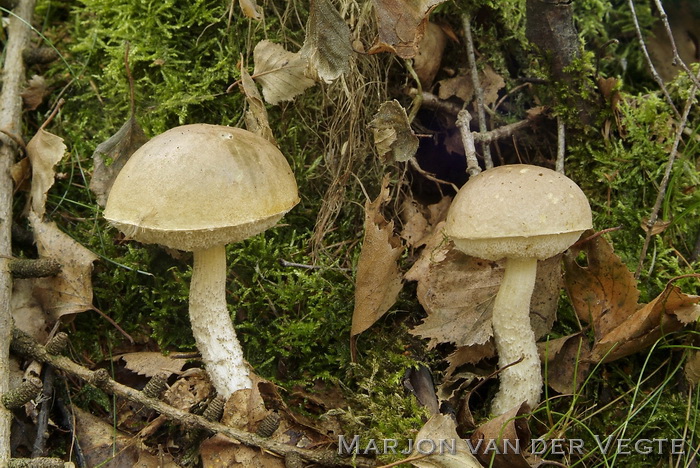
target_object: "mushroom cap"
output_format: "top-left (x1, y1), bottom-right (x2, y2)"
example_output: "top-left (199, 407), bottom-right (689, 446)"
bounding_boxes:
top-left (104, 124), bottom-right (299, 251)
top-left (444, 164), bottom-right (592, 261)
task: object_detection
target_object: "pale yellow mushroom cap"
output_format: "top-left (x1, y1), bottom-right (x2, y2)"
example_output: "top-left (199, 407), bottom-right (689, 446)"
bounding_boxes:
top-left (444, 164), bottom-right (592, 261)
top-left (104, 124), bottom-right (300, 251)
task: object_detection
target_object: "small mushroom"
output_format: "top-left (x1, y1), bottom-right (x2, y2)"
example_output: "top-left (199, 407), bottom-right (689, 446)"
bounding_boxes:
top-left (104, 124), bottom-right (299, 398)
top-left (444, 164), bottom-right (591, 415)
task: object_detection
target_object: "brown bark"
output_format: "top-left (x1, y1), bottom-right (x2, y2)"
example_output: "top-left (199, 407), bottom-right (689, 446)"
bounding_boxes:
top-left (0, 0), bottom-right (36, 464)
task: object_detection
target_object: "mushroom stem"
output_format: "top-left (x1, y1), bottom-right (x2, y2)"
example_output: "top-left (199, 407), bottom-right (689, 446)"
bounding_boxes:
top-left (190, 245), bottom-right (252, 397)
top-left (490, 256), bottom-right (541, 415)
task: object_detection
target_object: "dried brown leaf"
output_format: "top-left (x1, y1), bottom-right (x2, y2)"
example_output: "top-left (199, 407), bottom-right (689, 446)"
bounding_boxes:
top-left (253, 40), bottom-right (316, 105)
top-left (445, 342), bottom-right (496, 378)
top-left (686, 350), bottom-right (700, 386)
top-left (350, 176), bottom-right (404, 337)
top-left (200, 434), bottom-right (285, 468)
top-left (370, 100), bottom-right (419, 163)
top-left (589, 277), bottom-right (700, 363)
top-left (11, 279), bottom-right (49, 343)
top-left (238, 0), bottom-right (262, 20)
top-left (116, 352), bottom-right (188, 378)
top-left (27, 128), bottom-right (66, 218)
top-left (539, 333), bottom-right (591, 394)
top-left (73, 406), bottom-right (140, 468)
top-left (411, 413), bottom-right (483, 467)
top-left (10, 157), bottom-right (30, 192)
top-left (564, 233), bottom-right (640, 340)
top-left (300, 0), bottom-right (352, 83)
top-left (28, 211), bottom-right (97, 319)
top-left (437, 65), bottom-right (505, 106)
top-left (370, 0), bottom-right (448, 59)
top-left (90, 116), bottom-right (148, 207)
top-left (471, 403), bottom-right (532, 468)
top-left (414, 22), bottom-right (447, 87)
top-left (239, 65), bottom-right (276, 144)
top-left (21, 75), bottom-right (48, 111)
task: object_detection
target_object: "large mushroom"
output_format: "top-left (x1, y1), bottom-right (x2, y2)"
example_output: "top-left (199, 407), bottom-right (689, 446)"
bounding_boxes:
top-left (444, 164), bottom-right (591, 415)
top-left (104, 124), bottom-right (299, 398)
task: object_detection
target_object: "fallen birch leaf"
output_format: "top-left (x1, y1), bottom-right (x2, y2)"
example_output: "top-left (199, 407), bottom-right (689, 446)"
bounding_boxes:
top-left (28, 211), bottom-right (98, 318)
top-left (410, 413), bottom-right (483, 467)
top-left (26, 128), bottom-right (66, 217)
top-left (369, 0), bottom-right (447, 58)
top-left (589, 277), bottom-right (700, 363)
top-left (350, 176), bottom-right (403, 338)
top-left (239, 65), bottom-right (276, 144)
top-left (370, 100), bottom-right (419, 163)
top-left (565, 235), bottom-right (700, 363)
top-left (253, 40), bottom-right (316, 105)
top-left (437, 64), bottom-right (505, 106)
top-left (21, 75), bottom-right (48, 111)
top-left (115, 352), bottom-right (188, 378)
top-left (564, 233), bottom-right (639, 340)
top-left (686, 351), bottom-right (700, 386)
top-left (471, 403), bottom-right (533, 468)
top-left (300, 0), bottom-right (352, 83)
top-left (539, 333), bottom-right (591, 395)
top-left (414, 22), bottom-right (447, 87)
top-left (90, 116), bottom-right (148, 207)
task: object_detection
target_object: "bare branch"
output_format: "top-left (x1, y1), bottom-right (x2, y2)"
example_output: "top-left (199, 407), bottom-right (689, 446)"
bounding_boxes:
top-left (461, 14), bottom-right (493, 169)
top-left (626, 0), bottom-right (680, 118)
top-left (457, 109), bottom-right (481, 177)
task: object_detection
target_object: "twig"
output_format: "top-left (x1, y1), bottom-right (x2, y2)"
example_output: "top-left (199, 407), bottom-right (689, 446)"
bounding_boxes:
top-left (278, 259), bottom-right (352, 272)
top-left (10, 328), bottom-right (378, 467)
top-left (571, 226), bottom-right (623, 248)
top-left (456, 110), bottom-right (481, 177)
top-left (472, 118), bottom-right (534, 144)
top-left (635, 72), bottom-right (698, 278)
top-left (407, 89), bottom-right (462, 116)
top-left (408, 158), bottom-right (459, 192)
top-left (461, 14), bottom-right (493, 169)
top-left (651, 0), bottom-right (700, 90)
top-left (0, 0), bottom-right (38, 464)
top-left (626, 0), bottom-right (680, 119)
top-left (556, 116), bottom-right (566, 174)
top-left (31, 367), bottom-right (55, 458)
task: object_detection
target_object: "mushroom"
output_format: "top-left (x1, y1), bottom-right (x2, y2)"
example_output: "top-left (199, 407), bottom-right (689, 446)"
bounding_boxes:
top-left (444, 164), bottom-right (591, 415)
top-left (103, 124), bottom-right (299, 398)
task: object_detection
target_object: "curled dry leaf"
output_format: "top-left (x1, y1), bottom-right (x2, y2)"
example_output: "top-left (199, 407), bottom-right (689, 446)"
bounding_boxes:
top-left (414, 22), bottom-right (447, 87)
top-left (437, 65), bottom-right (505, 106)
top-left (471, 403), bottom-right (533, 468)
top-left (685, 350), bottom-right (700, 386)
top-left (565, 234), bottom-right (700, 363)
top-left (350, 176), bottom-right (403, 338)
top-left (28, 211), bottom-right (98, 318)
top-left (72, 405), bottom-right (140, 467)
top-left (253, 40), bottom-right (316, 105)
top-left (239, 65), bottom-right (276, 144)
top-left (410, 413), bottom-right (483, 468)
top-left (26, 128), bottom-right (66, 218)
top-left (115, 352), bottom-right (188, 378)
top-left (21, 74), bottom-right (48, 111)
top-left (370, 100), bottom-right (419, 163)
top-left (90, 116), bottom-right (148, 207)
top-left (369, 0), bottom-right (448, 59)
top-left (539, 333), bottom-right (591, 395)
top-left (300, 0), bottom-right (352, 83)
top-left (589, 277), bottom-right (700, 363)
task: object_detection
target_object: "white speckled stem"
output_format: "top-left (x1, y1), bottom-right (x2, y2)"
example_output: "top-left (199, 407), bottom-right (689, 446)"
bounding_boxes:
top-left (190, 245), bottom-right (252, 397)
top-left (490, 256), bottom-right (541, 415)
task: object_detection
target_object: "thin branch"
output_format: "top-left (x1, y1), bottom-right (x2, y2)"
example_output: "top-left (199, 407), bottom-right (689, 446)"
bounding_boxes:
top-left (635, 72), bottom-right (698, 278)
top-left (409, 157), bottom-right (459, 192)
top-left (556, 117), bottom-right (566, 174)
top-left (626, 0), bottom-right (680, 118)
top-left (0, 0), bottom-right (37, 464)
top-left (10, 328), bottom-right (377, 467)
top-left (651, 0), bottom-right (700, 90)
top-left (456, 109), bottom-right (481, 177)
top-left (461, 14), bottom-right (493, 169)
